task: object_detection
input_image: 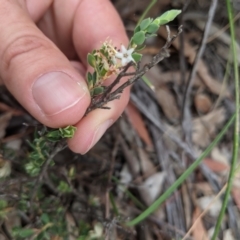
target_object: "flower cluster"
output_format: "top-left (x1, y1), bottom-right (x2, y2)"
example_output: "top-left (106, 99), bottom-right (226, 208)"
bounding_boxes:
top-left (86, 41), bottom-right (137, 97)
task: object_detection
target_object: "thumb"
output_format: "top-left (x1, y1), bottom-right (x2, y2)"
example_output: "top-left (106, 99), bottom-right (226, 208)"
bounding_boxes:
top-left (0, 1), bottom-right (90, 127)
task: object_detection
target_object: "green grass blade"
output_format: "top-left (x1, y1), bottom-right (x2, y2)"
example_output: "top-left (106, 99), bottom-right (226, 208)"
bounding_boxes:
top-left (211, 0), bottom-right (239, 239)
top-left (109, 191), bottom-right (119, 216)
top-left (126, 113), bottom-right (235, 226)
top-left (112, 176), bottom-right (145, 210)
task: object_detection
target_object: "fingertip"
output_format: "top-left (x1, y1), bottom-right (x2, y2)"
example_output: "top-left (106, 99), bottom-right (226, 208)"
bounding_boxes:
top-left (68, 118), bottom-right (113, 154)
top-left (68, 88), bottom-right (130, 154)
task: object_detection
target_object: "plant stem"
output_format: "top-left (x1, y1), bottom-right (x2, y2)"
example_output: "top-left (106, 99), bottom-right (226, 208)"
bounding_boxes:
top-left (136, 0), bottom-right (157, 26)
top-left (211, 0), bottom-right (239, 239)
top-left (136, 0), bottom-right (157, 90)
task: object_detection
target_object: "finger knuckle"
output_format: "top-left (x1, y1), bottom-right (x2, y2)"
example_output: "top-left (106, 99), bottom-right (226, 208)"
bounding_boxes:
top-left (2, 35), bottom-right (50, 71)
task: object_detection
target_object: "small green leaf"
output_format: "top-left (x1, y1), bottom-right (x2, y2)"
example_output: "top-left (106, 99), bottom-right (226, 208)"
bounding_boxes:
top-left (0, 200), bottom-right (7, 210)
top-left (87, 53), bottom-right (96, 68)
top-left (157, 9), bottom-right (181, 25)
top-left (132, 31), bottom-right (146, 45)
top-left (100, 48), bottom-right (108, 58)
top-left (18, 229), bottom-right (34, 238)
top-left (92, 71), bottom-right (97, 86)
top-left (69, 166), bottom-right (76, 179)
top-left (134, 25), bottom-right (141, 34)
top-left (87, 72), bottom-right (93, 89)
top-left (41, 213), bottom-right (50, 224)
top-left (100, 67), bottom-right (107, 77)
top-left (147, 23), bottom-right (159, 34)
top-left (140, 18), bottom-right (152, 30)
top-left (46, 130), bottom-right (62, 141)
top-left (132, 53), bottom-right (142, 62)
top-left (59, 126), bottom-right (77, 138)
top-left (25, 162), bottom-right (40, 176)
top-left (135, 45), bottom-right (146, 51)
top-left (46, 126), bottom-right (76, 141)
top-left (93, 87), bottom-right (104, 96)
top-left (58, 181), bottom-right (71, 193)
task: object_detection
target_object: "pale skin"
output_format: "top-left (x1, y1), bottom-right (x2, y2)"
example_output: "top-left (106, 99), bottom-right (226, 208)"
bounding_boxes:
top-left (0, 0), bottom-right (130, 154)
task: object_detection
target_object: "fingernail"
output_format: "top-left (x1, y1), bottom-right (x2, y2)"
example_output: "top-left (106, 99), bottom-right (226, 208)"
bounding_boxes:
top-left (32, 72), bottom-right (88, 116)
top-left (82, 119), bottom-right (113, 154)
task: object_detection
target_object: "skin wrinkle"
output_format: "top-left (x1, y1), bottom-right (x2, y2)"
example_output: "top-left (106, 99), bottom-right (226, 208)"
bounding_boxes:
top-left (0, 3), bottom-right (51, 74)
top-left (1, 35), bottom-right (50, 72)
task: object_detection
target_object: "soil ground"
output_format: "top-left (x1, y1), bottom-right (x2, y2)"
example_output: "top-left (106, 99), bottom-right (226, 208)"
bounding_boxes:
top-left (0, 0), bottom-right (240, 239)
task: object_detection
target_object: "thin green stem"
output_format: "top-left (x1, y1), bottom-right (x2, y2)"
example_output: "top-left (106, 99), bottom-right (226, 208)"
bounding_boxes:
top-left (136, 0), bottom-right (168, 90)
top-left (211, 1), bottom-right (239, 239)
top-left (126, 113), bottom-right (235, 226)
top-left (142, 75), bottom-right (155, 91)
top-left (109, 192), bottom-right (119, 216)
top-left (136, 0), bottom-right (157, 26)
top-left (112, 176), bottom-right (145, 210)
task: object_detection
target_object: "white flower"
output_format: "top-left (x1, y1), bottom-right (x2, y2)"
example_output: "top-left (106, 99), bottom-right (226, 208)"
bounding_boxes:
top-left (115, 45), bottom-right (135, 66)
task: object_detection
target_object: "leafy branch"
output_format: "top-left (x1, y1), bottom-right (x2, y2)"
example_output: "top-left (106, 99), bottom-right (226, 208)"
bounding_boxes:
top-left (85, 10), bottom-right (181, 114)
top-left (25, 126), bottom-right (76, 177)
top-left (86, 25), bottom-right (182, 114)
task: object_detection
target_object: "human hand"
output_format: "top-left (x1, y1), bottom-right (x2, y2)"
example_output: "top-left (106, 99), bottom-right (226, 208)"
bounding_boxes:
top-left (0, 0), bottom-right (129, 154)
